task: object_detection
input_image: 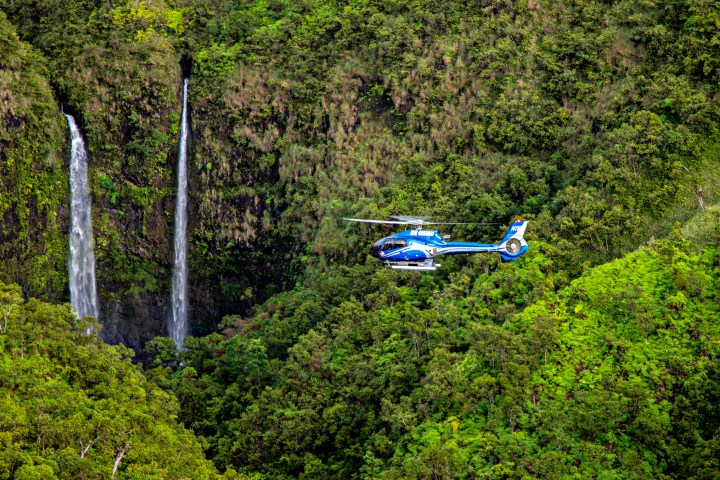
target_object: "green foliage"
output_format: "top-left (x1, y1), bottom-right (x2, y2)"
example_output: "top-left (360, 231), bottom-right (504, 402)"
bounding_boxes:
top-left (161, 234), bottom-right (720, 478)
top-left (0, 280), bottom-right (221, 479)
top-left (181, 0), bottom-right (720, 285)
top-left (144, 336), bottom-right (178, 367)
top-left (2, 0), bottom-right (720, 477)
top-left (0, 12), bottom-right (68, 302)
top-left (5, 0), bottom-right (720, 344)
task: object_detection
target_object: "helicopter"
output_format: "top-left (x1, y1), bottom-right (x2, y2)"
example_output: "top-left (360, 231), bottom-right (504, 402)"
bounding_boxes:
top-left (343, 216), bottom-right (528, 271)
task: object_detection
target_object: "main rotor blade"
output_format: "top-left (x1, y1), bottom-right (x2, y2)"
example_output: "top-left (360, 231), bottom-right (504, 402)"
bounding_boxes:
top-left (342, 218), bottom-right (411, 225)
top-left (343, 218), bottom-right (499, 226)
top-left (422, 222), bottom-right (498, 226)
top-left (389, 215), bottom-right (430, 222)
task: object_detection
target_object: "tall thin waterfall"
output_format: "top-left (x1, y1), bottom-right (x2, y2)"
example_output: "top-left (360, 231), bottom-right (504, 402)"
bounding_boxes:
top-left (171, 78), bottom-right (190, 348)
top-left (65, 113), bottom-right (99, 321)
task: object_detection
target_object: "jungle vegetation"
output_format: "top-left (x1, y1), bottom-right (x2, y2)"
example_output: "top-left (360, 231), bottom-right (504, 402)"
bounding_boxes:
top-left (1, 0), bottom-right (720, 477)
top-left (0, 281), bottom-right (223, 478)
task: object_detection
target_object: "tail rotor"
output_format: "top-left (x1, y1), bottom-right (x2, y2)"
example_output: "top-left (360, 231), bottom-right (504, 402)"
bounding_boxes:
top-left (498, 219), bottom-right (528, 261)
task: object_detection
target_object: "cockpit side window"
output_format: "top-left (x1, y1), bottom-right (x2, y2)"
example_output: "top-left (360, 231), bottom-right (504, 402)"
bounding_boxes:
top-left (381, 238), bottom-right (407, 250)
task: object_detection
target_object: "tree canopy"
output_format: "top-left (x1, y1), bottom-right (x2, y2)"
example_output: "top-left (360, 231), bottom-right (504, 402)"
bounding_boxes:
top-left (0, 281), bottom-right (223, 479)
top-left (1, 0), bottom-right (719, 477)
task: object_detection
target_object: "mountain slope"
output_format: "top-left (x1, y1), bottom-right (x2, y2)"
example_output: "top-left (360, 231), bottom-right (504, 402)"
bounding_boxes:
top-left (0, 11), bottom-right (67, 301)
top-left (1, 0), bottom-right (719, 350)
top-left (159, 216), bottom-right (720, 478)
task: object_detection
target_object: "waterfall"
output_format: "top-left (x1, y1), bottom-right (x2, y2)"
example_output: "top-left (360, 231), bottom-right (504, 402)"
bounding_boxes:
top-left (65, 113), bottom-right (99, 322)
top-left (171, 78), bottom-right (190, 348)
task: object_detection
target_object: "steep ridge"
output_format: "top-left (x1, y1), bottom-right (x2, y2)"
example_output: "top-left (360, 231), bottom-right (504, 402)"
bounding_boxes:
top-left (0, 281), bottom-right (222, 478)
top-left (1, 0), bottom-right (719, 356)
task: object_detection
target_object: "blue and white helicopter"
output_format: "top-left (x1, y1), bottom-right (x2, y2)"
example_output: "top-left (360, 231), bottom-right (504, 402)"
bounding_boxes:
top-left (344, 216), bottom-right (528, 271)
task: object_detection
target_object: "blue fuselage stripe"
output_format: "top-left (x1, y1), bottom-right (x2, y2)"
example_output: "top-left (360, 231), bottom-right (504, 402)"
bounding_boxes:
top-left (436, 242), bottom-right (496, 256)
top-left (377, 241), bottom-right (502, 261)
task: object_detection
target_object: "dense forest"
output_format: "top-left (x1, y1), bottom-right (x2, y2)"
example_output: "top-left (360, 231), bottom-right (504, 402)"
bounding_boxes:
top-left (1, 0), bottom-right (720, 477)
top-left (0, 281), bottom-right (224, 478)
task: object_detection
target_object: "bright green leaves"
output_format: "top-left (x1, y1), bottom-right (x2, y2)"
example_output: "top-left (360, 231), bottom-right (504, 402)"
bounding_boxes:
top-left (0, 280), bottom-right (222, 478)
top-left (162, 234), bottom-right (720, 478)
top-left (194, 43), bottom-right (239, 84)
top-left (110, 2), bottom-right (189, 39)
top-left (3, 0), bottom-right (720, 476)
top-left (144, 336), bottom-right (178, 368)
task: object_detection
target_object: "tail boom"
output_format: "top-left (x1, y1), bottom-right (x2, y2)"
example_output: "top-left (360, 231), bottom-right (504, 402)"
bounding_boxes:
top-left (436, 220), bottom-right (528, 261)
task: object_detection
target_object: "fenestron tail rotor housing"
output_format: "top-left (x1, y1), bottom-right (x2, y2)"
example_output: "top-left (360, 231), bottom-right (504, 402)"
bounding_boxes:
top-left (504, 238), bottom-right (522, 255)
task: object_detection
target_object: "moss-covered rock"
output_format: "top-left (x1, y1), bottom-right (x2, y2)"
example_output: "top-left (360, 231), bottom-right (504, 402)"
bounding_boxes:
top-left (0, 11), bottom-right (68, 302)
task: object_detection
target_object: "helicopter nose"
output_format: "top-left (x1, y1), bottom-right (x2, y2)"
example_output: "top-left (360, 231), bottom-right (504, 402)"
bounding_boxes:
top-left (370, 239), bottom-right (384, 258)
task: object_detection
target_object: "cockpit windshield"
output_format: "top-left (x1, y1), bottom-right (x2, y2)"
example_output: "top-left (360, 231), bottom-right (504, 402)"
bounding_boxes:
top-left (370, 238), bottom-right (385, 256)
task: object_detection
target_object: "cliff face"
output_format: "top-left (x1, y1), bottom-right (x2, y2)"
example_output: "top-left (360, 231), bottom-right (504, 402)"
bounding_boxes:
top-left (2, 0), bottom-right (719, 354)
top-left (55, 11), bottom-right (182, 350)
top-left (0, 12), bottom-right (68, 303)
top-left (1, 2), bottom-right (291, 352)
top-left (68, 46), bottom-right (285, 350)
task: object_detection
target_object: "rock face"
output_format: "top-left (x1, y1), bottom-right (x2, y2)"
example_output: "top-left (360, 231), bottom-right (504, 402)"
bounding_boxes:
top-left (3, 0), bottom-right (718, 359)
top-left (0, 12), bottom-right (68, 304)
top-left (0, 2), bottom-right (297, 353)
top-left (99, 292), bottom-right (168, 351)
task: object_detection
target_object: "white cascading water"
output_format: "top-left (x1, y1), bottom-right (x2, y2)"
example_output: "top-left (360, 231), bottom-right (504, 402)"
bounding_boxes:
top-left (170, 78), bottom-right (190, 348)
top-left (65, 113), bottom-right (99, 322)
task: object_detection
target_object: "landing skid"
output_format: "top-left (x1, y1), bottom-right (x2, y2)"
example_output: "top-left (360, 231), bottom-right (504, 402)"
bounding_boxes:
top-left (386, 259), bottom-right (440, 271)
